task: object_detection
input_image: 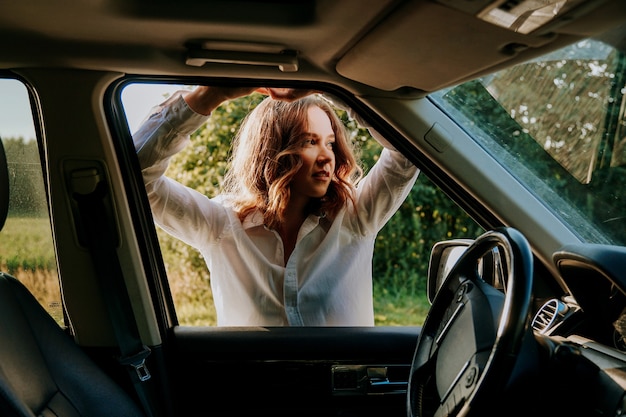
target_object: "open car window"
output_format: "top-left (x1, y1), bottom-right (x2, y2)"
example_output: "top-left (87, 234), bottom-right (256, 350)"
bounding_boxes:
top-left (121, 83), bottom-right (483, 326)
top-left (430, 31), bottom-right (626, 246)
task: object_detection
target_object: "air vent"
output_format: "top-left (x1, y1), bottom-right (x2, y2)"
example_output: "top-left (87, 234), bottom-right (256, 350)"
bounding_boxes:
top-left (531, 299), bottom-right (567, 334)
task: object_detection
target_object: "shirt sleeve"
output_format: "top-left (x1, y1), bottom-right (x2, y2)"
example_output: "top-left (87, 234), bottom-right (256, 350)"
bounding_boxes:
top-left (322, 93), bottom-right (398, 150)
top-left (322, 94), bottom-right (420, 234)
top-left (132, 91), bottom-right (224, 248)
top-left (353, 147), bottom-right (420, 236)
top-left (133, 91), bottom-right (207, 182)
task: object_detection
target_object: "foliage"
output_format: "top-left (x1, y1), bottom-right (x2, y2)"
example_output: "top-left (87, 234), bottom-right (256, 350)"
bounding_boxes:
top-left (373, 286), bottom-right (431, 326)
top-left (3, 138), bottom-right (48, 216)
top-left (0, 215), bottom-right (56, 272)
top-left (438, 44), bottom-right (626, 244)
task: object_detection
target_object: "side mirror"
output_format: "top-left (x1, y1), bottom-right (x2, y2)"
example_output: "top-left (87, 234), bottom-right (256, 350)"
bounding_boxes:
top-left (427, 239), bottom-right (473, 303)
top-left (427, 236), bottom-right (510, 303)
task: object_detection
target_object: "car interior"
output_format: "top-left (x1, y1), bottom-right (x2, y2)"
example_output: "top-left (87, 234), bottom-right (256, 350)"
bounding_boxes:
top-left (1, 1), bottom-right (626, 416)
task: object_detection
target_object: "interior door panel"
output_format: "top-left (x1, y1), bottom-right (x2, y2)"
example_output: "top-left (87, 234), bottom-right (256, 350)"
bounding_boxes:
top-left (169, 326), bottom-right (420, 416)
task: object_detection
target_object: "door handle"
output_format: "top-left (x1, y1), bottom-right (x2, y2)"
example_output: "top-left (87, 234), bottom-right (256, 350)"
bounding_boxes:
top-left (331, 364), bottom-right (409, 396)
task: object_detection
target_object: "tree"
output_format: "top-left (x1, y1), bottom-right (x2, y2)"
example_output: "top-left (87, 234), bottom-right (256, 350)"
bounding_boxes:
top-left (3, 138), bottom-right (48, 216)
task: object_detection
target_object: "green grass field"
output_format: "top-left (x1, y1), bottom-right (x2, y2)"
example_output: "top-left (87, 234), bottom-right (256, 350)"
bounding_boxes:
top-left (0, 217), bottom-right (64, 324)
top-left (0, 217), bottom-right (56, 272)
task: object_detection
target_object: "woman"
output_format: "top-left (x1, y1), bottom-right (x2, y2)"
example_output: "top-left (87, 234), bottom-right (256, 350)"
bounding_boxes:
top-left (134, 86), bottom-right (419, 326)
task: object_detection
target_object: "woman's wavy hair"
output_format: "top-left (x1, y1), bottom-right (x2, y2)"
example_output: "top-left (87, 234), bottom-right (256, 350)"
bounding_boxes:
top-left (222, 95), bottom-right (362, 230)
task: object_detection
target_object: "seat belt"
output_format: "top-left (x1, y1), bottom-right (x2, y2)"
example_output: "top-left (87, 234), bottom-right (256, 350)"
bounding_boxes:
top-left (70, 167), bottom-right (161, 417)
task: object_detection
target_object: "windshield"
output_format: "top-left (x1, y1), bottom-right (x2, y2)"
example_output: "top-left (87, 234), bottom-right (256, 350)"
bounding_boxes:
top-left (430, 27), bottom-right (626, 246)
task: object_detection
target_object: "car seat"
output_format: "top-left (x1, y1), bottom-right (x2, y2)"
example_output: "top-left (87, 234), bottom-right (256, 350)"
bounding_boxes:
top-left (0, 137), bottom-right (146, 417)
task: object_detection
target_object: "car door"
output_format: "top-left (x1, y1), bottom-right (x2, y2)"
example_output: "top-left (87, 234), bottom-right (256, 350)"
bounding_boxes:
top-left (168, 326), bottom-right (419, 417)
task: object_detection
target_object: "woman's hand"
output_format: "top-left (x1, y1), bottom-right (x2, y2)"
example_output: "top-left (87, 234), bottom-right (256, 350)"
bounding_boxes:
top-left (184, 86), bottom-right (320, 115)
top-left (184, 86), bottom-right (258, 115)
top-left (257, 88), bottom-right (319, 102)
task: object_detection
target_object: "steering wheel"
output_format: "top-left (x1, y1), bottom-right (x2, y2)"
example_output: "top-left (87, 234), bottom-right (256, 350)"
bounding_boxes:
top-left (407, 227), bottom-right (533, 417)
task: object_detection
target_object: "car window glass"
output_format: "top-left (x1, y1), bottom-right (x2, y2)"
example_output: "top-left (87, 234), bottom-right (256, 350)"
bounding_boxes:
top-left (122, 82), bottom-right (483, 326)
top-left (430, 33), bottom-right (626, 246)
top-left (0, 78), bottom-right (64, 326)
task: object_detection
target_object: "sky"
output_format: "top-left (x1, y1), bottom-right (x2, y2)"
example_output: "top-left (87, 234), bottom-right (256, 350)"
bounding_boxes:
top-left (121, 83), bottom-right (185, 133)
top-left (0, 79), bottom-right (36, 140)
top-left (0, 79), bottom-right (184, 140)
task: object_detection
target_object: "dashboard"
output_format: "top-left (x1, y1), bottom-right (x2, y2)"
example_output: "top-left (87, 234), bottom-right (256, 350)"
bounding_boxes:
top-left (533, 244), bottom-right (626, 353)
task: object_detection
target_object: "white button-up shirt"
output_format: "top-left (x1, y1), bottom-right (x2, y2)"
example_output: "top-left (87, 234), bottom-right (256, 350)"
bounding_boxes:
top-left (134, 92), bottom-right (419, 326)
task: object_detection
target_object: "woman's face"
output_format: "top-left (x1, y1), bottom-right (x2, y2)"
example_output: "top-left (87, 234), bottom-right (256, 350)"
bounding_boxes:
top-left (290, 105), bottom-right (336, 202)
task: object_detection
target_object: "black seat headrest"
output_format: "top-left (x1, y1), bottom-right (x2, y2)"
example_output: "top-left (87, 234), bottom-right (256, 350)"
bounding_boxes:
top-left (0, 138), bottom-right (9, 230)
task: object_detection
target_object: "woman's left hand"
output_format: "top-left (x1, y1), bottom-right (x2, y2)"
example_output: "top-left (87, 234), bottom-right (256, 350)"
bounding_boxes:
top-left (257, 88), bottom-right (319, 102)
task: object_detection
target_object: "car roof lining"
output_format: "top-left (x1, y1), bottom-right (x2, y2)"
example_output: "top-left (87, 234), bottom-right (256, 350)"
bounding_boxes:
top-left (1, 0), bottom-right (624, 99)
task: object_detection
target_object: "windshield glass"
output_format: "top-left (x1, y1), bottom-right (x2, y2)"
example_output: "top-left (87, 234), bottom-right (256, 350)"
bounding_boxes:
top-left (430, 26), bottom-right (626, 246)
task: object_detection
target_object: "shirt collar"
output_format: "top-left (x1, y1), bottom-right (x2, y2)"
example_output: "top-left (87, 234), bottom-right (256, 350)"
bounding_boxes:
top-left (241, 209), bottom-right (325, 231)
top-left (242, 210), bottom-right (265, 230)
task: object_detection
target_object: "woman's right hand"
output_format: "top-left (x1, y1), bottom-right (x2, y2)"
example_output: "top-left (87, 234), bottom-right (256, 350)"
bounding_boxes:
top-left (184, 86), bottom-right (319, 115)
top-left (184, 86), bottom-right (258, 115)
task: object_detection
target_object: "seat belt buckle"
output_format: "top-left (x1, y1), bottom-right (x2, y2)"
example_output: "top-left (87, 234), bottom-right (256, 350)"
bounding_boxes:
top-left (119, 345), bottom-right (152, 382)
top-left (132, 358), bottom-right (151, 382)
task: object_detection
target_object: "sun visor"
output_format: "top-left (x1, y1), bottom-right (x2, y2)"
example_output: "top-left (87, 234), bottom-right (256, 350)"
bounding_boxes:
top-left (335, 2), bottom-right (556, 93)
